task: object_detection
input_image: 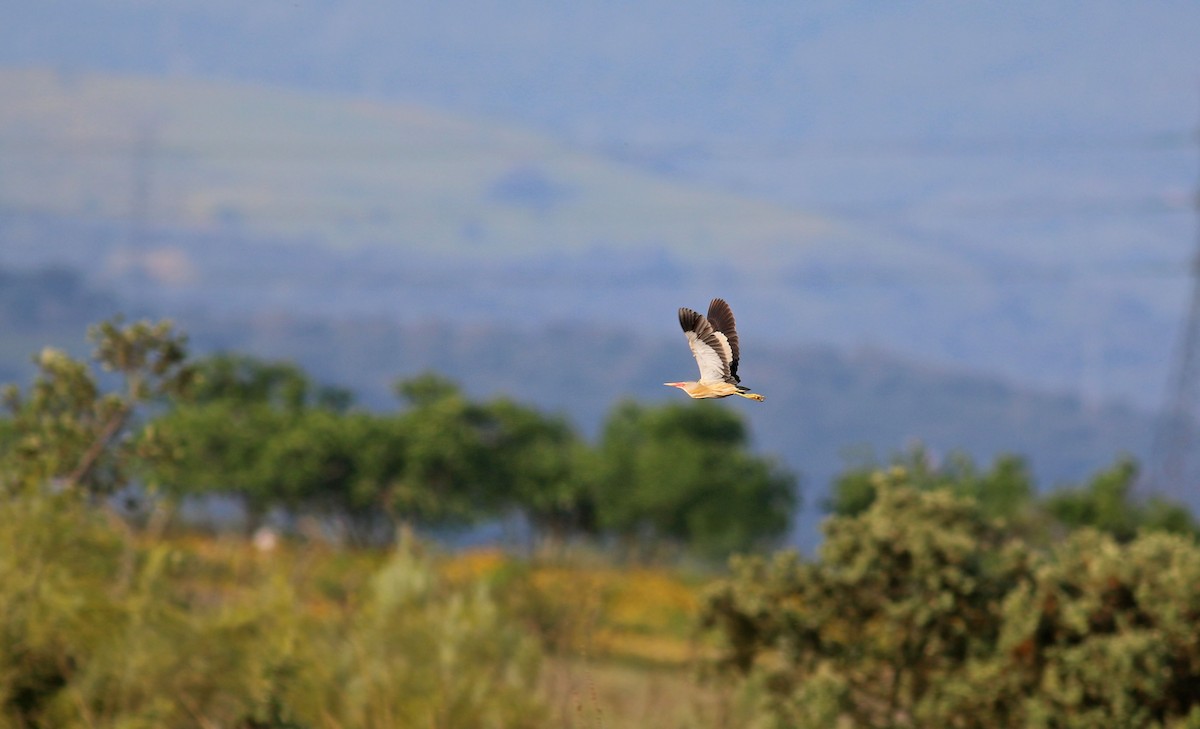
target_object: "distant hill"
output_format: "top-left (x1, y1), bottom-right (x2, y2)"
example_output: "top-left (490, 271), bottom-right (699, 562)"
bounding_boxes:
top-left (0, 66), bottom-right (1185, 414)
top-left (0, 266), bottom-right (125, 386)
top-left (0, 68), bottom-right (845, 263)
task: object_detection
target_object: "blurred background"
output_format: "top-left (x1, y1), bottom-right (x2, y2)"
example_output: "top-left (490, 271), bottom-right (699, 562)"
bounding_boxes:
top-left (3, 1), bottom-right (1199, 548)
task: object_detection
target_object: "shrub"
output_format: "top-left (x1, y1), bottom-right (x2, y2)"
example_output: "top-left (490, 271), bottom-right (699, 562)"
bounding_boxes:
top-left (322, 540), bottom-right (546, 729)
top-left (0, 492), bottom-right (545, 728)
top-left (703, 471), bottom-right (1200, 727)
top-left (704, 474), bottom-right (1028, 727)
top-left (1000, 529), bottom-right (1200, 727)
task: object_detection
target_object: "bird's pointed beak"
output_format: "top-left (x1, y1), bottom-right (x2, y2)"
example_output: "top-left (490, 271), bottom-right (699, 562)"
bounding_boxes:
top-left (663, 382), bottom-right (681, 388)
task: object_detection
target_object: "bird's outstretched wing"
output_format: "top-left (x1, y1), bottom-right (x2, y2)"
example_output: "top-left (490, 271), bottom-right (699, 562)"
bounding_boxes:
top-left (705, 298), bottom-right (741, 383)
top-left (678, 307), bottom-right (735, 384)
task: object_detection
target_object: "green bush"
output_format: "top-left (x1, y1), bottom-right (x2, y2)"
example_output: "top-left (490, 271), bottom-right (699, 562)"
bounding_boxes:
top-left (0, 493), bottom-right (545, 728)
top-left (999, 529), bottom-right (1200, 728)
top-left (326, 541), bottom-right (545, 728)
top-left (827, 447), bottom-right (1197, 543)
top-left (0, 493), bottom-right (126, 727)
top-left (703, 470), bottom-right (1200, 728)
top-left (594, 400), bottom-right (797, 558)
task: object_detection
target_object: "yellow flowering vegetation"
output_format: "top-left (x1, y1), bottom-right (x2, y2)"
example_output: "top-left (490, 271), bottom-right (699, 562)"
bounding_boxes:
top-left (441, 549), bottom-right (708, 667)
top-left (0, 497), bottom-right (549, 728)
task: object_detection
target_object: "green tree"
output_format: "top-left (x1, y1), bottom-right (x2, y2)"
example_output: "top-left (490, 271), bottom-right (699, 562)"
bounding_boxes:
top-left (705, 474), bottom-right (1027, 728)
top-left (388, 373), bottom-right (497, 524)
top-left (151, 355), bottom-right (397, 534)
top-left (391, 374), bottom-right (599, 541)
top-left (1043, 456), bottom-right (1196, 540)
top-left (191, 352), bottom-right (353, 412)
top-left (153, 368), bottom-right (592, 539)
top-left (484, 398), bottom-right (594, 544)
top-left (0, 318), bottom-right (193, 497)
top-left (148, 399), bottom-right (287, 522)
top-left (704, 469), bottom-right (1200, 728)
top-left (594, 400), bottom-right (797, 558)
top-left (825, 445), bottom-right (1034, 522)
top-left (251, 410), bottom-right (403, 540)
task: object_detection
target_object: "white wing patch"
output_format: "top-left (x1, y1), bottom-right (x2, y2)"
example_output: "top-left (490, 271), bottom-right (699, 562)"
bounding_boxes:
top-left (712, 331), bottom-right (733, 370)
top-left (686, 329), bottom-right (730, 383)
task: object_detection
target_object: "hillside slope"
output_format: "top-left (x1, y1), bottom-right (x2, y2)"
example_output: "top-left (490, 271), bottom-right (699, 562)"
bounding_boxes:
top-left (0, 66), bottom-right (1186, 412)
top-left (0, 68), bottom-right (852, 264)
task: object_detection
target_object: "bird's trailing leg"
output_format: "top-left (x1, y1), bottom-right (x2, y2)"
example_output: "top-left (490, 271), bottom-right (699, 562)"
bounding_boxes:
top-left (736, 391), bottom-right (765, 402)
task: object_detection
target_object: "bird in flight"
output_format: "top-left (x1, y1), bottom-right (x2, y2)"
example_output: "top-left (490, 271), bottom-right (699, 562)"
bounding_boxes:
top-left (665, 298), bottom-right (765, 402)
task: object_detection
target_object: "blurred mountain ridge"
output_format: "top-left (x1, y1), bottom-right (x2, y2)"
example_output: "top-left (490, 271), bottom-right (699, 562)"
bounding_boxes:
top-left (0, 65), bottom-right (1191, 411)
top-left (0, 68), bottom-right (842, 261)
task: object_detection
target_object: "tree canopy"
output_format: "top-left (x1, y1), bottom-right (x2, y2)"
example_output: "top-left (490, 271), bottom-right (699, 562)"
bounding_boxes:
top-left (0, 318), bottom-right (193, 498)
top-left (825, 444), bottom-right (1196, 542)
top-left (594, 400), bottom-right (797, 557)
top-left (93, 339), bottom-right (799, 557)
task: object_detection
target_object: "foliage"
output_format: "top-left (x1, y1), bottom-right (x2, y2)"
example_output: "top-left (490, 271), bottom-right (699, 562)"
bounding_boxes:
top-left (705, 475), bottom-right (1026, 727)
top-left (327, 541), bottom-right (545, 728)
top-left (0, 334), bottom-right (561, 726)
top-left (482, 399), bottom-right (595, 542)
top-left (0, 492), bottom-right (125, 726)
top-left (0, 318), bottom-right (193, 497)
top-left (0, 490), bottom-right (311, 727)
top-left (0, 492), bottom-right (545, 728)
top-left (1042, 456), bottom-right (1197, 541)
top-left (469, 553), bottom-right (702, 665)
top-left (703, 470), bottom-right (1200, 728)
top-left (149, 355), bottom-right (403, 537)
top-left (0, 316), bottom-right (802, 558)
top-left (387, 372), bottom-right (505, 524)
top-left (828, 446), bottom-right (1197, 541)
top-left (153, 368), bottom-right (596, 541)
top-left (189, 352), bottom-right (353, 412)
top-left (999, 529), bottom-right (1200, 727)
top-left (826, 445), bottom-right (1033, 521)
top-left (6, 317), bottom-right (1200, 726)
top-left (150, 362), bottom-right (794, 557)
top-left (150, 399), bottom-right (283, 518)
top-left (594, 400), bottom-right (798, 558)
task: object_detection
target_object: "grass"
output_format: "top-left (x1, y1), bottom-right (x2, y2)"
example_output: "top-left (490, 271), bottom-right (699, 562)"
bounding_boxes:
top-left (439, 546), bottom-right (742, 726)
top-left (150, 529), bottom-right (730, 726)
top-left (539, 656), bottom-right (737, 729)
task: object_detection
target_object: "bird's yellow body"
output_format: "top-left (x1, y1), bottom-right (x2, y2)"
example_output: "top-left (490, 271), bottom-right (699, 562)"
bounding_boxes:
top-left (666, 380), bottom-right (766, 401)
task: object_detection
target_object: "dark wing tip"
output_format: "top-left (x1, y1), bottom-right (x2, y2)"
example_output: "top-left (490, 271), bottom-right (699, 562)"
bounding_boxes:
top-left (678, 307), bottom-right (703, 333)
top-left (706, 299), bottom-right (736, 335)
